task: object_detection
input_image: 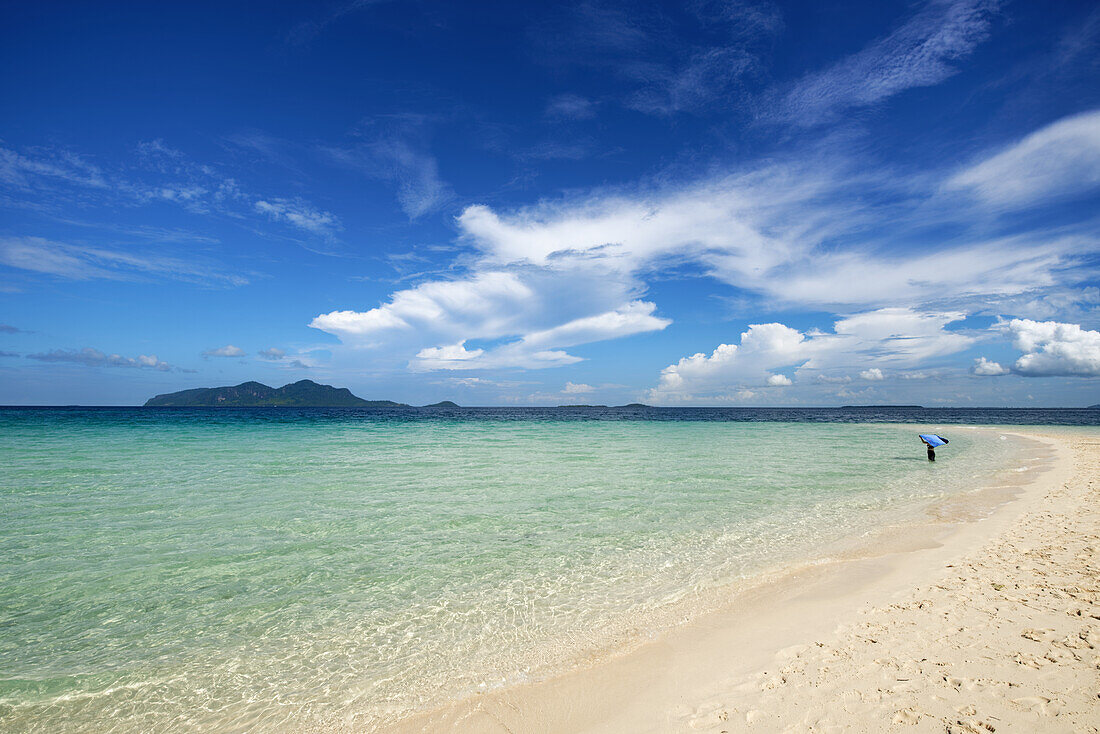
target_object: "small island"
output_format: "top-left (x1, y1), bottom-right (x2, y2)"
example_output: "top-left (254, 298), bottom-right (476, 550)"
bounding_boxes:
top-left (144, 380), bottom-right (409, 408)
top-left (423, 401), bottom-right (460, 408)
top-left (840, 405), bottom-right (924, 409)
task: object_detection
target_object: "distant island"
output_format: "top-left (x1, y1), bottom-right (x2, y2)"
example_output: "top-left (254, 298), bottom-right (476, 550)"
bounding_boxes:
top-left (556, 404), bottom-right (608, 408)
top-left (840, 405), bottom-right (924, 409)
top-left (615, 403), bottom-right (650, 408)
top-left (144, 380), bottom-right (409, 408)
top-left (423, 401), bottom-right (460, 408)
top-left (1090, 404), bottom-right (1100, 409)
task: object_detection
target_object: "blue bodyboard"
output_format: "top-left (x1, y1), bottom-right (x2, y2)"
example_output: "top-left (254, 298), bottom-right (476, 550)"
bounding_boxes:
top-left (919, 434), bottom-right (948, 448)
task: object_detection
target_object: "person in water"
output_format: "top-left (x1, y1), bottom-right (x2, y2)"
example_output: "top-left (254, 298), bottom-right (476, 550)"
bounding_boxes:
top-left (922, 438), bottom-right (936, 461)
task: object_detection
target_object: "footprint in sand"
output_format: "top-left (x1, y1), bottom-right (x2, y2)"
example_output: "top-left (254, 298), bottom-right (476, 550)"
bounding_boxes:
top-left (891, 707), bottom-right (920, 725)
top-left (947, 719), bottom-right (996, 733)
top-left (1013, 695), bottom-right (1062, 716)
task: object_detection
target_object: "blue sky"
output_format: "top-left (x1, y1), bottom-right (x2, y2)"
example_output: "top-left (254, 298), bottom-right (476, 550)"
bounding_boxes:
top-left (1, 0), bottom-right (1098, 406)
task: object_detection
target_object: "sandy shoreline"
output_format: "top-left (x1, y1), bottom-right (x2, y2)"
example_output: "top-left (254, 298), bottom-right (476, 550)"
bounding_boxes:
top-left (388, 428), bottom-right (1098, 733)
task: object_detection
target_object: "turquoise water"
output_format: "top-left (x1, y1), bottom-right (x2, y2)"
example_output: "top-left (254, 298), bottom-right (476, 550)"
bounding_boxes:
top-left (0, 413), bottom-right (1034, 732)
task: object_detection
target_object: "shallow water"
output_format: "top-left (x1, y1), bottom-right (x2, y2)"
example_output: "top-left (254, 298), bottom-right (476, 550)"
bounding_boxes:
top-left (0, 410), bottom-right (1060, 731)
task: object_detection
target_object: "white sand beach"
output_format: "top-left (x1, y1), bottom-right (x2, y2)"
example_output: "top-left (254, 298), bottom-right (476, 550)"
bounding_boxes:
top-left (391, 429), bottom-right (1099, 733)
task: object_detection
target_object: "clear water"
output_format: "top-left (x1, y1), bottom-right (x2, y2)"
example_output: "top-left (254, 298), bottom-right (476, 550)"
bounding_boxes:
top-left (0, 409), bottom-right (1055, 731)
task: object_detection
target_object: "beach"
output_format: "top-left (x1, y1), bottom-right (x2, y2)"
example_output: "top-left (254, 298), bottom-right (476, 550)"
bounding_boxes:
top-left (1, 411), bottom-right (1097, 733)
top-left (392, 428), bottom-right (1099, 733)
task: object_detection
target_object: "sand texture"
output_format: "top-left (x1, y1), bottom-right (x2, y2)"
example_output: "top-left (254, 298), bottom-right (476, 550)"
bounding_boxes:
top-left (677, 431), bottom-right (1099, 733)
top-left (390, 431), bottom-right (1099, 734)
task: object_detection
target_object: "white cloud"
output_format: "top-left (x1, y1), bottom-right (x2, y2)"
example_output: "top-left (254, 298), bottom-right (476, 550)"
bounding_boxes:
top-left (404, 301), bottom-right (669, 371)
top-left (0, 142), bottom-right (338, 245)
top-left (0, 146), bottom-right (108, 189)
top-left (647, 308), bottom-right (971, 402)
top-left (946, 109), bottom-right (1100, 207)
top-left (202, 344), bottom-right (246, 358)
top-left (255, 198), bottom-right (341, 236)
top-left (1003, 319), bottom-right (1100, 377)
top-left (310, 115), bottom-right (1092, 376)
top-left (971, 356), bottom-right (1009, 376)
top-left (452, 171), bottom-right (1086, 311)
top-left (766, 373), bottom-right (792, 386)
top-left (27, 347), bottom-right (173, 371)
top-left (0, 236), bottom-right (248, 286)
top-left (776, 0), bottom-right (998, 126)
top-left (311, 271), bottom-right (537, 341)
top-left (563, 381), bottom-right (595, 393)
top-left (258, 348), bottom-right (286, 360)
top-left (545, 94), bottom-right (597, 120)
top-left (323, 123), bottom-right (453, 219)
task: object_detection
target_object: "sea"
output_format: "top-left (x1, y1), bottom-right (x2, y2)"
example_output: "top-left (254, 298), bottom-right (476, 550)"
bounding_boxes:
top-left (0, 406), bottom-right (1096, 732)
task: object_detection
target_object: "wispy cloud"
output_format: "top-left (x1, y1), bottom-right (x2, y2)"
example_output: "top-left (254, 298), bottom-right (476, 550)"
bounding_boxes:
top-left (773, 0), bottom-right (999, 126)
top-left (255, 198), bottom-right (341, 237)
top-left (532, 0), bottom-right (781, 116)
top-left (323, 119), bottom-right (454, 219)
top-left (309, 112), bottom-right (1096, 378)
top-left (545, 94), bottom-right (598, 120)
top-left (258, 347), bottom-right (286, 360)
top-left (0, 141), bottom-right (339, 241)
top-left (945, 109), bottom-right (1100, 208)
top-left (0, 324), bottom-right (27, 334)
top-left (26, 347), bottom-right (174, 371)
top-left (286, 0), bottom-right (390, 45)
top-left (0, 146), bottom-right (108, 190)
top-left (0, 236), bottom-right (248, 286)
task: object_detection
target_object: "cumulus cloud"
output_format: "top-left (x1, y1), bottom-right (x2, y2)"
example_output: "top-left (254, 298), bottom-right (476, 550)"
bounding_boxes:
top-left (563, 381), bottom-right (595, 393)
top-left (202, 344), bottom-right (246, 358)
top-left (946, 109), bottom-right (1100, 207)
top-left (258, 347), bottom-right (286, 360)
top-left (310, 114), bottom-right (1091, 377)
top-left (971, 356), bottom-right (1010, 376)
top-left (766, 373), bottom-right (792, 386)
top-left (1003, 319), bottom-right (1100, 377)
top-left (647, 308), bottom-right (971, 402)
top-left (26, 347), bottom-right (173, 371)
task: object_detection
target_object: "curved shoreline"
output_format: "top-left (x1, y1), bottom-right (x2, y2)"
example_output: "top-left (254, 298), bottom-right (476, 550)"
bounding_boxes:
top-left (384, 428), bottom-right (1095, 733)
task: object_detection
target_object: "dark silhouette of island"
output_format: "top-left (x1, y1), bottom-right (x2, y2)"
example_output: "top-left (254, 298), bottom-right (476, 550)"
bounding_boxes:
top-left (144, 380), bottom-right (409, 407)
top-left (423, 401), bottom-right (460, 408)
top-left (1089, 404), bottom-right (1100, 409)
top-left (615, 403), bottom-right (651, 408)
